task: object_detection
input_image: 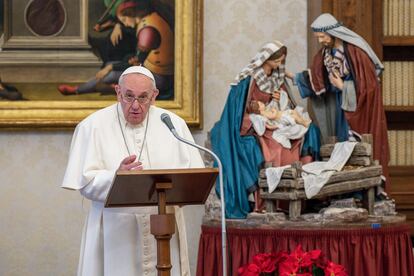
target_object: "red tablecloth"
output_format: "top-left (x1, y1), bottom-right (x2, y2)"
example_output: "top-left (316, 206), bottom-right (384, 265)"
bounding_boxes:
top-left (197, 224), bottom-right (414, 276)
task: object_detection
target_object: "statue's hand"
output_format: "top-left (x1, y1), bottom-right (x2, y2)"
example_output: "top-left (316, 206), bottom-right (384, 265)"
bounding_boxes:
top-left (272, 90), bottom-right (281, 101)
top-left (285, 71), bottom-right (294, 79)
top-left (329, 71), bottom-right (344, 90)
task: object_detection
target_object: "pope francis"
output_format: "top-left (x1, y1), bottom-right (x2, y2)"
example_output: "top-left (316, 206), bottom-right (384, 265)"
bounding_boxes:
top-left (62, 66), bottom-right (204, 276)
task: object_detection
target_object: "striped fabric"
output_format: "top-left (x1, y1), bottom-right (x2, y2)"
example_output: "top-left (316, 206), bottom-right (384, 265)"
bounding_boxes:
top-left (233, 41), bottom-right (286, 94)
top-left (323, 45), bottom-right (350, 78)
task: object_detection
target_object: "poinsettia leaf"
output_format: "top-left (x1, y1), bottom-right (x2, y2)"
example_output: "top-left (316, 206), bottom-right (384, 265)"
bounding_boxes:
top-left (324, 261), bottom-right (349, 276)
top-left (238, 247), bottom-right (348, 276)
top-left (312, 265), bottom-right (325, 276)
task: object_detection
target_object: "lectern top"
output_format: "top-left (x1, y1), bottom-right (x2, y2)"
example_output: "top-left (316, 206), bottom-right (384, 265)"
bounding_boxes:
top-left (105, 168), bottom-right (219, 208)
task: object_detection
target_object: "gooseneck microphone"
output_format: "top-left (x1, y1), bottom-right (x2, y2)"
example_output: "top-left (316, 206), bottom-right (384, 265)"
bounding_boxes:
top-left (161, 113), bottom-right (227, 276)
top-left (161, 113), bottom-right (176, 132)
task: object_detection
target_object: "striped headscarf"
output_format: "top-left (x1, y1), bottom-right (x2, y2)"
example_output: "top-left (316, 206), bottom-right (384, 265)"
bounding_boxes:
top-left (311, 13), bottom-right (384, 76)
top-left (234, 41), bottom-right (286, 94)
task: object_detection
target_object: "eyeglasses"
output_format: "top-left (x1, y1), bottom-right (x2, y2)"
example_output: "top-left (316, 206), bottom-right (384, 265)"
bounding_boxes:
top-left (121, 93), bottom-right (153, 104)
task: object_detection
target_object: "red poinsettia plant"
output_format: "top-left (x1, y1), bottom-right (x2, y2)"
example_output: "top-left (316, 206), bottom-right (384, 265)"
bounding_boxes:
top-left (238, 245), bottom-right (348, 276)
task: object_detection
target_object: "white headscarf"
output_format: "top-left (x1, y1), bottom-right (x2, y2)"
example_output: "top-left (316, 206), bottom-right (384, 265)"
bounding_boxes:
top-left (311, 13), bottom-right (384, 76)
top-left (233, 41), bottom-right (286, 94)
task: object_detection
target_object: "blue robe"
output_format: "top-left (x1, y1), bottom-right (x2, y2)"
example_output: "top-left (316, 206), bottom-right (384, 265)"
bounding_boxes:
top-left (211, 77), bottom-right (321, 218)
top-left (211, 77), bottom-right (263, 219)
top-left (295, 72), bottom-right (350, 142)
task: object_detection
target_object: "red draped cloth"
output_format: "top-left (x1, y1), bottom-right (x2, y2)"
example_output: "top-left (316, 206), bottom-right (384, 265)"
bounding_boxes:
top-left (197, 224), bottom-right (414, 276)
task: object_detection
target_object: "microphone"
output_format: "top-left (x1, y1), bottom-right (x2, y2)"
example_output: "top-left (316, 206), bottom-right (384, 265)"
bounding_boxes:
top-left (160, 113), bottom-right (228, 276)
top-left (161, 113), bottom-right (176, 132)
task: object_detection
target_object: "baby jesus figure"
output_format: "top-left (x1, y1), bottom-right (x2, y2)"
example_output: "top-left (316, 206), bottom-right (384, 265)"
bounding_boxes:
top-left (248, 90), bottom-right (311, 149)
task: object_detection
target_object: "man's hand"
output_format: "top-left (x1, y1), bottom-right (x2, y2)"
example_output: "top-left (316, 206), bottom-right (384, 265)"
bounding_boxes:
top-left (110, 23), bottom-right (123, 46)
top-left (118, 155), bottom-right (143, 171)
top-left (329, 71), bottom-right (344, 90)
top-left (93, 24), bottom-right (102, 32)
top-left (96, 64), bottom-right (113, 80)
top-left (128, 56), bottom-right (140, 66)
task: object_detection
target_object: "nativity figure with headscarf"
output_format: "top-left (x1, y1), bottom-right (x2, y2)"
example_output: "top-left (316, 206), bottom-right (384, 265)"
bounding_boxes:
top-left (289, 13), bottom-right (390, 189)
top-left (211, 41), bottom-right (320, 219)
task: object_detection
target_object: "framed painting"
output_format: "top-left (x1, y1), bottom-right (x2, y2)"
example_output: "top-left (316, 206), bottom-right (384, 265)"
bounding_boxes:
top-left (0, 0), bottom-right (202, 128)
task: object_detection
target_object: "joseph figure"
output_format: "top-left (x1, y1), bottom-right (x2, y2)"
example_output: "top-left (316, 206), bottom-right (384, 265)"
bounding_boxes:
top-left (289, 13), bottom-right (390, 188)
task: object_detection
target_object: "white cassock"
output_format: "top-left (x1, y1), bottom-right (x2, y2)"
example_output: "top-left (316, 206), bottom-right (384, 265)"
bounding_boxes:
top-left (62, 103), bottom-right (204, 276)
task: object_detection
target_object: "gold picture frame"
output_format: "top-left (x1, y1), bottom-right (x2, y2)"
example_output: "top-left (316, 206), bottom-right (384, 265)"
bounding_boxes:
top-left (0, 0), bottom-right (202, 129)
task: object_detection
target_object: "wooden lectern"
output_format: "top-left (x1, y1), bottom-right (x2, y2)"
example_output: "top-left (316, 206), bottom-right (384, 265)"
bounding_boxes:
top-left (104, 168), bottom-right (219, 276)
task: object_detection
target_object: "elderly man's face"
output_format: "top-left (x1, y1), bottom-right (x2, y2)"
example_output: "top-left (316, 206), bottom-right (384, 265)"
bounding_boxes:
top-left (115, 74), bottom-right (158, 125)
top-left (314, 32), bottom-right (335, 48)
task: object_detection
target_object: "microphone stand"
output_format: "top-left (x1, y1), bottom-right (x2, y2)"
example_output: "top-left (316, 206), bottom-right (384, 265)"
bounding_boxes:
top-left (169, 128), bottom-right (227, 276)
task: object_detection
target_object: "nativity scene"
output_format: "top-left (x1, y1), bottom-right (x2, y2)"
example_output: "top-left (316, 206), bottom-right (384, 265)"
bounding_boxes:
top-left (199, 12), bottom-right (413, 276)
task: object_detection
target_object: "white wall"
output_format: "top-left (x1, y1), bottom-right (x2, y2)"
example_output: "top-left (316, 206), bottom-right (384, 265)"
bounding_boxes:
top-left (0, 1), bottom-right (307, 275)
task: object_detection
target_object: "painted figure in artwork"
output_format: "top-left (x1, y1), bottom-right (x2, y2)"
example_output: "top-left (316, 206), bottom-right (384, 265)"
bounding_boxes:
top-left (90, 0), bottom-right (139, 80)
top-left (0, 79), bottom-right (22, 100)
top-left (287, 13), bottom-right (390, 189)
top-left (58, 0), bottom-right (174, 100)
top-left (211, 41), bottom-right (320, 218)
